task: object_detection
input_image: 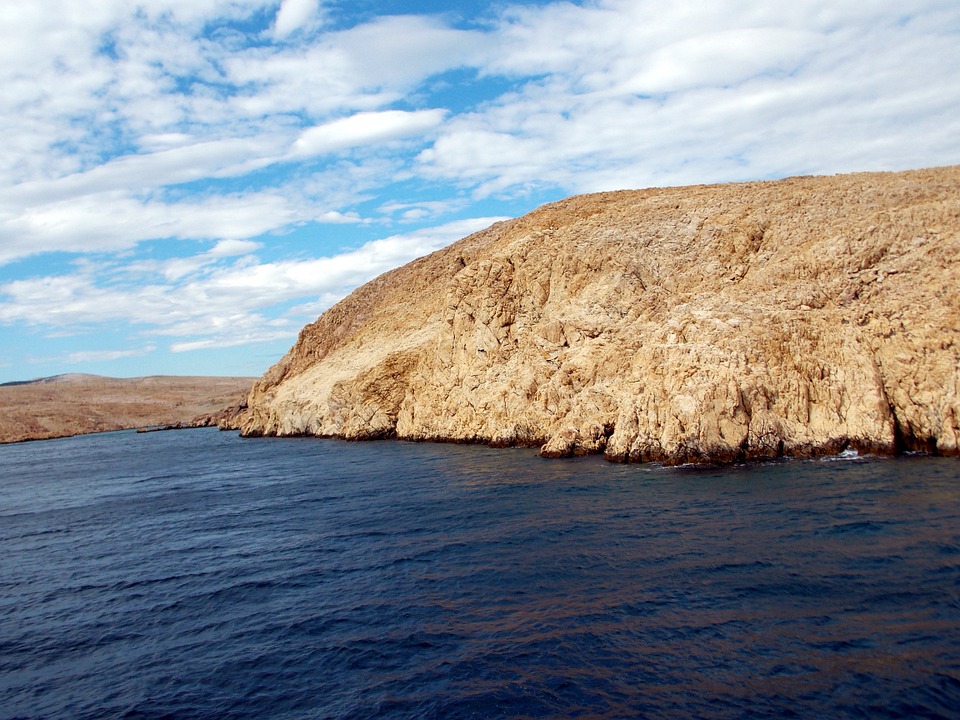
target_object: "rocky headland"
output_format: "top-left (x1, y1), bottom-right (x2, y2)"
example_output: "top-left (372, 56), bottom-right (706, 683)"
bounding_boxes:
top-left (0, 374), bottom-right (253, 444)
top-left (236, 166), bottom-right (960, 464)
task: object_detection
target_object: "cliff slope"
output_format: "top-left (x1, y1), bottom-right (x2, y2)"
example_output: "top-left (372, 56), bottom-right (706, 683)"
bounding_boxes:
top-left (238, 166), bottom-right (960, 464)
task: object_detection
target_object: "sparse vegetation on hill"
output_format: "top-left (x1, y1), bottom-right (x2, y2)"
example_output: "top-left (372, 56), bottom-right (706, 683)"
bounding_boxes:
top-left (0, 375), bottom-right (253, 444)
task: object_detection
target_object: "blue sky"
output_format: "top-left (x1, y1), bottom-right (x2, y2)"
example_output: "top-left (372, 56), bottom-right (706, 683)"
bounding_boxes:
top-left (1, 0), bottom-right (959, 383)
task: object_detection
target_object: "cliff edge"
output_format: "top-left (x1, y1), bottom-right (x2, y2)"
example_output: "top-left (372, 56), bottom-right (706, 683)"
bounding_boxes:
top-left (237, 166), bottom-right (960, 464)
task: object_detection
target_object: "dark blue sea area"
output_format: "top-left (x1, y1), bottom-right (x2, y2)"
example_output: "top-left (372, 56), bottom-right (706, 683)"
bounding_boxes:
top-left (2, 428), bottom-right (959, 719)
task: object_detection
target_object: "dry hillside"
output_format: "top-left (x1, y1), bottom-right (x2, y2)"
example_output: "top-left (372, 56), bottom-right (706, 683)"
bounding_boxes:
top-left (0, 374), bottom-right (253, 443)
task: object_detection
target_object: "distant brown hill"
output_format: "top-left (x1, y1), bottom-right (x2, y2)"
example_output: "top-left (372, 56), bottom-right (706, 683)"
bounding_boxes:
top-left (0, 375), bottom-right (253, 444)
top-left (237, 165), bottom-right (960, 464)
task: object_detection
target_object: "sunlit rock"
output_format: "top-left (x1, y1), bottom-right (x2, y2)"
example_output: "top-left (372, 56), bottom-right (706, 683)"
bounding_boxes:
top-left (236, 166), bottom-right (960, 464)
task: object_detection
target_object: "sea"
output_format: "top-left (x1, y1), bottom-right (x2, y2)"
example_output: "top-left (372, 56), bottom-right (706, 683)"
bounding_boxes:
top-left (1, 428), bottom-right (959, 720)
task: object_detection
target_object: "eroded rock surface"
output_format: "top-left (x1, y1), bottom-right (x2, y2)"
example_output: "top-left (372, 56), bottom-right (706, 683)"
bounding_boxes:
top-left (237, 166), bottom-right (960, 463)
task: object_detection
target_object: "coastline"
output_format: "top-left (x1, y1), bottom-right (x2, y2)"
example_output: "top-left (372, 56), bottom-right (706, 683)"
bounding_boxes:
top-left (237, 167), bottom-right (960, 465)
top-left (0, 375), bottom-right (252, 445)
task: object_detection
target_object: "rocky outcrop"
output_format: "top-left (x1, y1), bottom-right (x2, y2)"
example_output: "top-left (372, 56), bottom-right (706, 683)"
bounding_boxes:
top-left (237, 166), bottom-right (960, 464)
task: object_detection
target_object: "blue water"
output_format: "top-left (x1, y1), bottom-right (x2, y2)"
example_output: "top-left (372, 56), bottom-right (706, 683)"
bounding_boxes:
top-left (1, 429), bottom-right (959, 719)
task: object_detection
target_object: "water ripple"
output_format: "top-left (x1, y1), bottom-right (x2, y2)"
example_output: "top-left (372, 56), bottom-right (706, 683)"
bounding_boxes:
top-left (1, 431), bottom-right (959, 719)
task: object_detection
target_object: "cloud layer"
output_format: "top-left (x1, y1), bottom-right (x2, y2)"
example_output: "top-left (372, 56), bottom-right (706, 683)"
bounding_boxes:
top-left (1, 0), bottom-right (959, 379)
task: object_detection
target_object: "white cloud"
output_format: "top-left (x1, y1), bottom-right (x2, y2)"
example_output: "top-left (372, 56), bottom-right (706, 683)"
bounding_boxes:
top-left (224, 16), bottom-right (484, 119)
top-left (290, 110), bottom-right (448, 157)
top-left (378, 199), bottom-right (466, 222)
top-left (0, 7), bottom-right (480, 269)
top-left (1, 0), bottom-right (959, 380)
top-left (0, 216), bottom-right (506, 352)
top-left (8, 137), bottom-right (285, 207)
top-left (316, 210), bottom-right (362, 223)
top-left (618, 28), bottom-right (823, 95)
top-left (209, 239), bottom-right (262, 257)
top-left (151, 238), bottom-right (261, 281)
top-left (68, 346), bottom-right (157, 364)
top-left (193, 217), bottom-right (506, 307)
top-left (273, 0), bottom-right (320, 38)
top-left (171, 335), bottom-right (284, 352)
top-left (0, 190), bottom-right (300, 264)
top-left (420, 0), bottom-right (960, 193)
top-left (0, 159), bottom-right (387, 264)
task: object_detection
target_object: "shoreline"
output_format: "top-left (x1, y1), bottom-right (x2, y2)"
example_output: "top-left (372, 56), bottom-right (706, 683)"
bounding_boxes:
top-left (0, 374), bottom-right (253, 445)
top-left (236, 426), bottom-right (957, 466)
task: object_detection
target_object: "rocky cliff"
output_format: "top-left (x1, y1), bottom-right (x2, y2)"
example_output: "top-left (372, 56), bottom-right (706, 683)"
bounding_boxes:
top-left (237, 166), bottom-right (960, 464)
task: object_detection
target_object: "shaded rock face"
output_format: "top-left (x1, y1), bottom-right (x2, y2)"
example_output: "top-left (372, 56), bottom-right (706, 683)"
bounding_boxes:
top-left (238, 166), bottom-right (960, 464)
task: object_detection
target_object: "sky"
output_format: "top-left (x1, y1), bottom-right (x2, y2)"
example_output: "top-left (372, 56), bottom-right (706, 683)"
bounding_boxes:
top-left (1, 0), bottom-right (959, 383)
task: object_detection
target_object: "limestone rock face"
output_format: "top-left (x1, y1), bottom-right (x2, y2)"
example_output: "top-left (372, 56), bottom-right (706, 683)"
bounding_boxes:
top-left (238, 166), bottom-right (960, 463)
